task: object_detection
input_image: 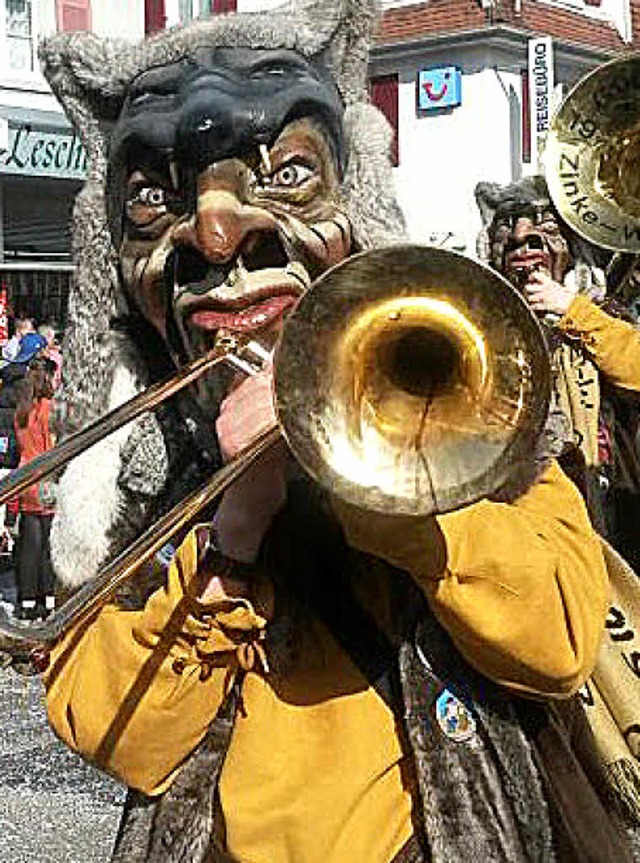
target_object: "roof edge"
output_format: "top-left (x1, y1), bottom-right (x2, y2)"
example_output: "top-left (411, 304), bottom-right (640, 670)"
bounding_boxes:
top-left (373, 24), bottom-right (620, 66)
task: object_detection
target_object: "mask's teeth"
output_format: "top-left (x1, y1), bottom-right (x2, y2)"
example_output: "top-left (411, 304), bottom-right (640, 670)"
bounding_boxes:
top-left (228, 255), bottom-right (249, 287)
top-left (259, 144), bottom-right (272, 176)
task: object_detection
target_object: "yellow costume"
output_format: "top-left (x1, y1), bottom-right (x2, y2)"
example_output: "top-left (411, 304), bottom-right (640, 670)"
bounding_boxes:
top-left (559, 293), bottom-right (640, 392)
top-left (46, 461), bottom-right (608, 863)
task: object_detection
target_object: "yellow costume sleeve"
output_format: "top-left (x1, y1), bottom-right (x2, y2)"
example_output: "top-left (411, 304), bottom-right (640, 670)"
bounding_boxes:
top-left (558, 294), bottom-right (640, 391)
top-left (45, 528), bottom-right (267, 795)
top-left (335, 460), bottom-right (609, 699)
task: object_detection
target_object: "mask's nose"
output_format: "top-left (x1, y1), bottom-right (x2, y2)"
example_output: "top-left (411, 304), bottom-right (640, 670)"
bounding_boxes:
top-left (512, 216), bottom-right (537, 244)
top-left (174, 160), bottom-right (277, 266)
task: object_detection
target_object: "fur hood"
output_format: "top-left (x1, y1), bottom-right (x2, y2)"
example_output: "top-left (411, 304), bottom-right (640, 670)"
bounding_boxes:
top-left (40, 0), bottom-right (407, 587)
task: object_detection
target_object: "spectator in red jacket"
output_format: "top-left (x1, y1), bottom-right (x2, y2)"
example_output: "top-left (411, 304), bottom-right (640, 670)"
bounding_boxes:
top-left (13, 355), bottom-right (57, 621)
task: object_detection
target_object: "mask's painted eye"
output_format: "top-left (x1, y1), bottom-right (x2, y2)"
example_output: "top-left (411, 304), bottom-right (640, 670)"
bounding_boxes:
top-left (267, 162), bottom-right (314, 189)
top-left (131, 186), bottom-right (168, 208)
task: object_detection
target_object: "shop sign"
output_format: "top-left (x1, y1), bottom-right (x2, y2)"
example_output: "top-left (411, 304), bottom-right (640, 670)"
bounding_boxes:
top-left (417, 67), bottom-right (462, 112)
top-left (0, 122), bottom-right (87, 180)
top-left (528, 36), bottom-right (554, 171)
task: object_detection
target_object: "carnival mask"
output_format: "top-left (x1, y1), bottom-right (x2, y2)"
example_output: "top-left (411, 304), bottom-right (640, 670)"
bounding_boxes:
top-left (113, 48), bottom-right (352, 412)
top-left (489, 202), bottom-right (570, 287)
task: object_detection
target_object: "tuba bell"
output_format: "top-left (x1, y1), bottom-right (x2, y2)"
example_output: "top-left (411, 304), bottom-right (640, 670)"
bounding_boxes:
top-left (0, 245), bottom-right (551, 667)
top-left (545, 55), bottom-right (640, 253)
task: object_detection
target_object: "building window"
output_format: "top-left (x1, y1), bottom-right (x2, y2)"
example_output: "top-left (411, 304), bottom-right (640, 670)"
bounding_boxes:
top-left (6, 0), bottom-right (34, 73)
top-left (56, 0), bottom-right (92, 32)
top-left (198, 0), bottom-right (237, 14)
top-left (145, 0), bottom-right (166, 33)
top-left (177, 0), bottom-right (236, 23)
top-left (370, 74), bottom-right (399, 167)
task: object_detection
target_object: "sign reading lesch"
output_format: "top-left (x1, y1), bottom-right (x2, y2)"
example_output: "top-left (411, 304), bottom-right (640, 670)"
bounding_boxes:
top-left (0, 123), bottom-right (87, 180)
top-left (528, 36), bottom-right (554, 171)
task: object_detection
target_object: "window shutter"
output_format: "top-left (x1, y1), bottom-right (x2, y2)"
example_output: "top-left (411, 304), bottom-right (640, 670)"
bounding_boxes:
top-left (213, 0), bottom-right (237, 13)
top-left (56, 0), bottom-right (91, 31)
top-left (370, 74), bottom-right (399, 167)
top-left (145, 0), bottom-right (166, 33)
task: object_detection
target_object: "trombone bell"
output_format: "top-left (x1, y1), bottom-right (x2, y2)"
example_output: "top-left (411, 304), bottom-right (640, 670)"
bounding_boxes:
top-left (274, 245), bottom-right (550, 516)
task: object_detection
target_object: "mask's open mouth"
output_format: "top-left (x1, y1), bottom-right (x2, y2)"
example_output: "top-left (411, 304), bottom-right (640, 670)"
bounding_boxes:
top-left (168, 231), bottom-right (311, 369)
top-left (506, 237), bottom-right (552, 276)
top-left (174, 232), bottom-right (293, 293)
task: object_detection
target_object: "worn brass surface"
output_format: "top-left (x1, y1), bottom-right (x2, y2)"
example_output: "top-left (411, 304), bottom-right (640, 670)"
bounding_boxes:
top-left (546, 55), bottom-right (640, 251)
top-left (275, 245), bottom-right (550, 516)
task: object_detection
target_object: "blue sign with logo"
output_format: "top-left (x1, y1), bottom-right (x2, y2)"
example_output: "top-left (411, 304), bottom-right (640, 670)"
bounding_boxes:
top-left (417, 67), bottom-right (462, 112)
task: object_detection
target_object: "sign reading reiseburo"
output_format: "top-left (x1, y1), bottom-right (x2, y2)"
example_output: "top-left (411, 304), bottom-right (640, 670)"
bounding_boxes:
top-left (528, 36), bottom-right (554, 172)
top-left (0, 123), bottom-right (87, 179)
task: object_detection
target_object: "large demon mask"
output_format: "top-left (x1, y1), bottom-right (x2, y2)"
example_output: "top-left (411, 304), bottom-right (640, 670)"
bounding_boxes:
top-left (41, 0), bottom-right (406, 586)
top-left (112, 47), bottom-right (351, 410)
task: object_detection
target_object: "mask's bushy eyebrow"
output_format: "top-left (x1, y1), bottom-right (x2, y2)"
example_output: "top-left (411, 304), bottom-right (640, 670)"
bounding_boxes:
top-left (248, 57), bottom-right (313, 79)
top-left (127, 61), bottom-right (190, 105)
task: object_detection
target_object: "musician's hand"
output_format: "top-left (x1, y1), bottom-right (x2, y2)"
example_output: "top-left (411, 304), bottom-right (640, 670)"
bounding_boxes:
top-left (214, 370), bottom-right (288, 564)
top-left (523, 270), bottom-right (577, 317)
top-left (216, 368), bottom-right (278, 462)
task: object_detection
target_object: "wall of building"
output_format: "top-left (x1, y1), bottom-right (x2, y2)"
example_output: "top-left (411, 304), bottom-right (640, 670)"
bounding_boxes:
top-left (392, 55), bottom-right (519, 250)
top-left (372, 0), bottom-right (632, 252)
top-left (0, 0), bottom-right (146, 326)
top-left (91, 0), bottom-right (145, 38)
top-left (373, 34), bottom-right (608, 252)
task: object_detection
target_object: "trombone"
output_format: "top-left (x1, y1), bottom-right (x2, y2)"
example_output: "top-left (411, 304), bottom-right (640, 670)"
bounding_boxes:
top-left (0, 245), bottom-right (551, 670)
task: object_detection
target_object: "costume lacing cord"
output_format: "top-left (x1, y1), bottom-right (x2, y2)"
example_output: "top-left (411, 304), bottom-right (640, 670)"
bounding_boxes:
top-left (182, 523), bottom-right (274, 685)
top-left (191, 596), bottom-right (271, 689)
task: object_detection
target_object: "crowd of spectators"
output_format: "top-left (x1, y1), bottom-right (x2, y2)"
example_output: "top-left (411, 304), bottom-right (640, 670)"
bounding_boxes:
top-left (0, 316), bottom-right (61, 621)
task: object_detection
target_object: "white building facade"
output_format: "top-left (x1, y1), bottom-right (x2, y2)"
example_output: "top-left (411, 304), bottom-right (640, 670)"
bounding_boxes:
top-left (0, 0), bottom-right (145, 324)
top-left (369, 0), bottom-right (637, 253)
top-left (371, 30), bottom-right (614, 253)
top-left (0, 0), bottom-right (634, 322)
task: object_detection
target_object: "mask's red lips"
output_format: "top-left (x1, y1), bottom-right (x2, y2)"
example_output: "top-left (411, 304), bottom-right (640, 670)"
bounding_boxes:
top-left (189, 294), bottom-right (298, 334)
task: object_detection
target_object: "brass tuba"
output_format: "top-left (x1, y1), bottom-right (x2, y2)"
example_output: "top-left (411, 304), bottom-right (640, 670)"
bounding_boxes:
top-left (0, 245), bottom-right (550, 669)
top-left (545, 55), bottom-right (640, 253)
